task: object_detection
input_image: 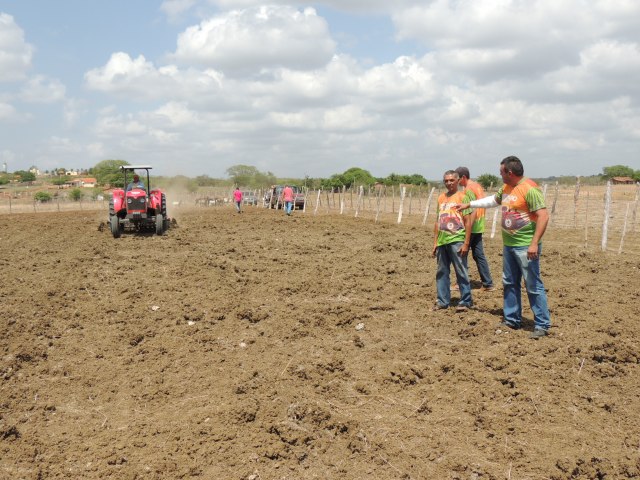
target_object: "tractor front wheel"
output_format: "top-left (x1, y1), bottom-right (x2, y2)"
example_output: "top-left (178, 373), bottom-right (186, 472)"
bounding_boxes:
top-left (156, 214), bottom-right (164, 236)
top-left (110, 215), bottom-right (121, 238)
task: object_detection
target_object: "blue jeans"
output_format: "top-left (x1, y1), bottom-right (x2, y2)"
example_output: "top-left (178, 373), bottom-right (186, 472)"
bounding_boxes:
top-left (470, 233), bottom-right (493, 288)
top-left (502, 245), bottom-right (551, 330)
top-left (436, 242), bottom-right (472, 308)
top-left (285, 201), bottom-right (293, 215)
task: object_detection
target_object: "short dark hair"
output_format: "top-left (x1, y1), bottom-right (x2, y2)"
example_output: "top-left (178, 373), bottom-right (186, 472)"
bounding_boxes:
top-left (501, 156), bottom-right (524, 176)
top-left (455, 166), bottom-right (470, 179)
top-left (443, 170), bottom-right (458, 179)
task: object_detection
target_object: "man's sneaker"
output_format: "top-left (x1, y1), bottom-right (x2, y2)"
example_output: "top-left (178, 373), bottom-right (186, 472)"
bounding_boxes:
top-left (482, 285), bottom-right (496, 292)
top-left (432, 304), bottom-right (448, 311)
top-left (530, 328), bottom-right (549, 339)
top-left (499, 320), bottom-right (521, 330)
top-left (455, 305), bottom-right (469, 313)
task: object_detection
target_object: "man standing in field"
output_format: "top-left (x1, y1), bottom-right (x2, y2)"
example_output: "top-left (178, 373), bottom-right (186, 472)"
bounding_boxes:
top-left (281, 185), bottom-right (294, 216)
top-left (432, 170), bottom-right (473, 312)
top-left (455, 156), bottom-right (551, 339)
top-left (233, 187), bottom-right (243, 213)
top-left (455, 166), bottom-right (495, 291)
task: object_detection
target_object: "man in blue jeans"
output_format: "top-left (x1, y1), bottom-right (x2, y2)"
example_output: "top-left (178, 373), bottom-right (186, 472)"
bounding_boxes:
top-left (455, 166), bottom-right (494, 291)
top-left (432, 170), bottom-right (473, 313)
top-left (456, 156), bottom-right (551, 339)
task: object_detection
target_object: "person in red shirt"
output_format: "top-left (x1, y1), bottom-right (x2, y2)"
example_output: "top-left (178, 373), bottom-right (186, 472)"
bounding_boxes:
top-left (281, 185), bottom-right (294, 215)
top-left (233, 187), bottom-right (243, 213)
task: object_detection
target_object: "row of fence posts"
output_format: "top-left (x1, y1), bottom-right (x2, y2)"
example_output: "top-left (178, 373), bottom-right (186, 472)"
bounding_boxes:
top-left (3, 193), bottom-right (87, 214)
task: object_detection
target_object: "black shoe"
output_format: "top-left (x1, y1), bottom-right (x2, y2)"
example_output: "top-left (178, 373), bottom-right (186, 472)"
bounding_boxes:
top-left (530, 328), bottom-right (549, 339)
top-left (432, 304), bottom-right (448, 311)
top-left (499, 320), bottom-right (521, 330)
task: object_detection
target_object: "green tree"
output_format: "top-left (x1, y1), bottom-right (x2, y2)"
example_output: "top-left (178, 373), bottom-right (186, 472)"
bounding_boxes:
top-left (226, 164), bottom-right (276, 188)
top-left (0, 174), bottom-right (9, 185)
top-left (406, 174), bottom-right (428, 185)
top-left (51, 176), bottom-right (67, 186)
top-left (476, 174), bottom-right (500, 190)
top-left (69, 188), bottom-right (83, 201)
top-left (602, 165), bottom-right (635, 179)
top-left (34, 191), bottom-right (52, 202)
top-left (89, 159), bottom-right (129, 187)
top-left (14, 170), bottom-right (36, 182)
top-left (341, 167), bottom-right (376, 188)
top-left (226, 165), bottom-right (260, 186)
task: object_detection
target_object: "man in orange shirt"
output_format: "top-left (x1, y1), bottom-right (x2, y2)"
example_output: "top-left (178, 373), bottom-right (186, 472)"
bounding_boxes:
top-left (455, 167), bottom-right (495, 291)
top-left (432, 170), bottom-right (474, 312)
top-left (456, 156), bottom-right (551, 339)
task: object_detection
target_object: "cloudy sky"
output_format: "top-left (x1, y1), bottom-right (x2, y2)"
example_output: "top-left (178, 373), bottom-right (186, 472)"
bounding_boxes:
top-left (1, 0), bottom-right (639, 180)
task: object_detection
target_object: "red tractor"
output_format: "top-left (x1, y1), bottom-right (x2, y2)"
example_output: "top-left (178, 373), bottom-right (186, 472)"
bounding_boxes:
top-left (109, 165), bottom-right (169, 238)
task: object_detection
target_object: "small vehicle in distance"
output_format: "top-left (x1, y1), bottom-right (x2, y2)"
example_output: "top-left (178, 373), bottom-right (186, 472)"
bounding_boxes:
top-left (241, 190), bottom-right (258, 206)
top-left (108, 165), bottom-right (168, 238)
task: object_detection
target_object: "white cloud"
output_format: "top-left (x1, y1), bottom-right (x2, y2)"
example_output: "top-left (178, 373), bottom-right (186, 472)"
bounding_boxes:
top-left (0, 101), bottom-right (16, 119)
top-left (172, 6), bottom-right (336, 74)
top-left (85, 52), bottom-right (227, 104)
top-left (160, 0), bottom-right (198, 22)
top-left (0, 13), bottom-right (34, 82)
top-left (20, 75), bottom-right (66, 103)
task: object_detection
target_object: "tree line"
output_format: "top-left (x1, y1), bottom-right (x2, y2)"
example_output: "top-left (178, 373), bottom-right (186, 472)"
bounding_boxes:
top-left (2, 161), bottom-right (638, 192)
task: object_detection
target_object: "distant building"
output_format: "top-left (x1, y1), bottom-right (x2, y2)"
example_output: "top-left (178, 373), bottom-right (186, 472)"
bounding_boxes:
top-left (66, 177), bottom-right (97, 188)
top-left (611, 176), bottom-right (635, 185)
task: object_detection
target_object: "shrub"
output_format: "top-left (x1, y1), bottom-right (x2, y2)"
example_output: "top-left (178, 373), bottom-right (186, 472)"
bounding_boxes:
top-left (69, 188), bottom-right (83, 201)
top-left (34, 191), bottom-right (52, 202)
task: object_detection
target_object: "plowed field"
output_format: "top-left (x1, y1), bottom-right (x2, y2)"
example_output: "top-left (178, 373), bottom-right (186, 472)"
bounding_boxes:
top-left (1, 206), bottom-right (639, 479)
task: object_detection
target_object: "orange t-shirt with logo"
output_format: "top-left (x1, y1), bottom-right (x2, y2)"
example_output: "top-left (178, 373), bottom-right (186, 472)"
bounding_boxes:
top-left (496, 178), bottom-right (546, 246)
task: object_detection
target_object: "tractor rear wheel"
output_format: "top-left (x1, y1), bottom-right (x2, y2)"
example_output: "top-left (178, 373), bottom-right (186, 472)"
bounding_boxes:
top-left (110, 215), bottom-right (121, 238)
top-left (156, 214), bottom-right (164, 236)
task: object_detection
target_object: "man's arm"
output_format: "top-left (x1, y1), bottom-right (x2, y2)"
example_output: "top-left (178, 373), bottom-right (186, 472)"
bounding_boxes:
top-left (460, 212), bottom-right (472, 257)
top-left (454, 194), bottom-right (500, 211)
top-left (528, 208), bottom-right (548, 259)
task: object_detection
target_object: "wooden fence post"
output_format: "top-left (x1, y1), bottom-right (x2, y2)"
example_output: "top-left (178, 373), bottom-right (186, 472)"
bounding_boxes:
top-left (375, 186), bottom-right (383, 223)
top-left (618, 203), bottom-right (630, 254)
top-left (602, 181), bottom-right (611, 252)
top-left (573, 177), bottom-right (580, 227)
top-left (392, 185), bottom-right (396, 213)
top-left (355, 186), bottom-right (364, 218)
top-left (397, 186), bottom-right (406, 224)
top-left (632, 182), bottom-right (639, 232)
top-left (314, 190), bottom-right (321, 215)
top-left (583, 192), bottom-right (589, 249)
top-left (490, 209), bottom-right (499, 239)
top-left (550, 182), bottom-right (559, 224)
top-left (421, 187), bottom-right (436, 226)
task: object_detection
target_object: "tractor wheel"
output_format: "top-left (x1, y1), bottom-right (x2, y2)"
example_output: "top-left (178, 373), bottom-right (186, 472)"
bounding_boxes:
top-left (161, 194), bottom-right (167, 217)
top-left (110, 215), bottom-right (121, 238)
top-left (156, 214), bottom-right (164, 236)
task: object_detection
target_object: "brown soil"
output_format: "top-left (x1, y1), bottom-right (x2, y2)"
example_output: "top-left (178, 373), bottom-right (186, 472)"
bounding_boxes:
top-left (1, 207), bottom-right (639, 479)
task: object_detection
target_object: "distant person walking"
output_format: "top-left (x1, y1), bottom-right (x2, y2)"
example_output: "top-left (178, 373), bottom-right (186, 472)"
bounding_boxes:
top-left (455, 166), bottom-right (494, 291)
top-left (432, 170), bottom-right (473, 312)
top-left (455, 156), bottom-right (551, 339)
top-left (233, 187), bottom-right (243, 213)
top-left (281, 185), bottom-right (294, 215)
